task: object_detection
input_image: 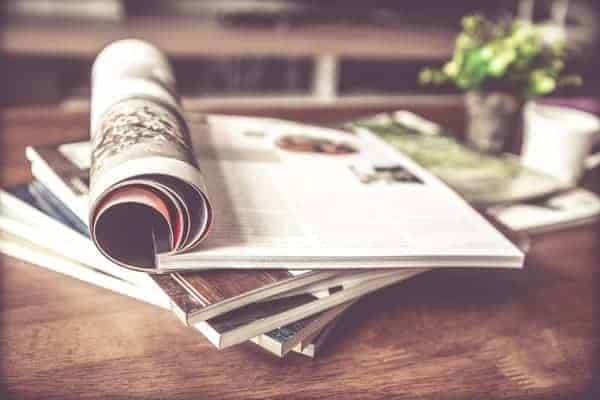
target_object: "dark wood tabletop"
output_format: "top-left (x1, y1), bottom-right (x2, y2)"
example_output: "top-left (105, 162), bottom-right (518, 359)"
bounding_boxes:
top-left (1, 103), bottom-right (599, 400)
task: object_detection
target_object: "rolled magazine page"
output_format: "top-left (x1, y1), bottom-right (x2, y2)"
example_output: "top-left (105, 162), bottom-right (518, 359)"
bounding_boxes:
top-left (89, 39), bottom-right (212, 271)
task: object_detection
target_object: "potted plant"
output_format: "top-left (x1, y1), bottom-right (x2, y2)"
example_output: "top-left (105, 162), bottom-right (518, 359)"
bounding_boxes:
top-left (419, 15), bottom-right (581, 153)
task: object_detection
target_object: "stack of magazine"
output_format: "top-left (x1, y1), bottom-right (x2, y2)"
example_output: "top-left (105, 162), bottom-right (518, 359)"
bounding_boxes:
top-left (5, 39), bottom-right (575, 360)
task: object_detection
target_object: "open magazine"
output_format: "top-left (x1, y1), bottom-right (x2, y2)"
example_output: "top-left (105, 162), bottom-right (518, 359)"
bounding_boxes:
top-left (79, 39), bottom-right (523, 273)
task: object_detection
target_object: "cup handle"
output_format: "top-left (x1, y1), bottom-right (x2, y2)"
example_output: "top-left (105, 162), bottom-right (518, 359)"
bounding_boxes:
top-left (584, 133), bottom-right (600, 171)
top-left (584, 153), bottom-right (600, 170)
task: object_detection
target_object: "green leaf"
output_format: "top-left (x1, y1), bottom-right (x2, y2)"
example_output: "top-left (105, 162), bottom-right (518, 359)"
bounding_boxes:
top-left (488, 48), bottom-right (516, 76)
top-left (442, 61), bottom-right (460, 78)
top-left (419, 14), bottom-right (574, 95)
top-left (528, 70), bottom-right (556, 95)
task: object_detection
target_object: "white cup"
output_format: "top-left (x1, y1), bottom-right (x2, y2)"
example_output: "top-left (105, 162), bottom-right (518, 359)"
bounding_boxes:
top-left (521, 102), bottom-right (600, 186)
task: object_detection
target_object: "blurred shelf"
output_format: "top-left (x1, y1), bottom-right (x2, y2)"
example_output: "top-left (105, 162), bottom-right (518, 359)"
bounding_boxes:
top-left (1, 17), bottom-right (455, 60)
top-left (57, 93), bottom-right (463, 111)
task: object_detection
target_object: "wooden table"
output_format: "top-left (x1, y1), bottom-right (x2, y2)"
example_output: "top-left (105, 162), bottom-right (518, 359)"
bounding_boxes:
top-left (1, 104), bottom-right (599, 399)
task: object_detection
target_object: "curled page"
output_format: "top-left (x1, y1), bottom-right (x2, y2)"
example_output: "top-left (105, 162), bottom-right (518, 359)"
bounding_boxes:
top-left (89, 39), bottom-right (212, 271)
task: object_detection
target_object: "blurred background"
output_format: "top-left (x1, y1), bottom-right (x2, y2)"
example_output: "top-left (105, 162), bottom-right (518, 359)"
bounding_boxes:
top-left (1, 0), bottom-right (598, 107)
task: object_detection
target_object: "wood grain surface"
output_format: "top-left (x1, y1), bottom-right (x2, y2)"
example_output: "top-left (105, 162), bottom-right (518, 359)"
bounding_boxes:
top-left (178, 269), bottom-right (291, 308)
top-left (1, 104), bottom-right (599, 399)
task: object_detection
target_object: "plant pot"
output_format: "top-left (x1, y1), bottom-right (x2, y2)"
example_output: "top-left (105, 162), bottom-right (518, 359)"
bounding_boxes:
top-left (465, 91), bottom-right (523, 154)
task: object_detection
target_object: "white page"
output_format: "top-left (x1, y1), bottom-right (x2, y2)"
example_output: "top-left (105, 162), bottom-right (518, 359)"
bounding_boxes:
top-left (160, 115), bottom-right (523, 269)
